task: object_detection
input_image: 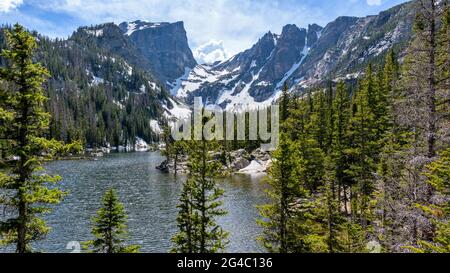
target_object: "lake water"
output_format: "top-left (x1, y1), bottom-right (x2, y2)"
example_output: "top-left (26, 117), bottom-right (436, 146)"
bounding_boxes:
top-left (3, 152), bottom-right (270, 253)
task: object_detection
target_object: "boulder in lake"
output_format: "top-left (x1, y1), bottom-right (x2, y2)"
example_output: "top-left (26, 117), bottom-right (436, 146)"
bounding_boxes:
top-left (156, 159), bottom-right (170, 173)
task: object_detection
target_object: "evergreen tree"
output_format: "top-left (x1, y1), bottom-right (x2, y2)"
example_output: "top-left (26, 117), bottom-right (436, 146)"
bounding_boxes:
top-left (0, 24), bottom-right (67, 253)
top-left (411, 149), bottom-right (450, 253)
top-left (258, 132), bottom-right (309, 252)
top-left (312, 90), bottom-right (329, 150)
top-left (83, 189), bottom-right (140, 253)
top-left (172, 140), bottom-right (187, 176)
top-left (401, 0), bottom-right (446, 158)
top-left (332, 82), bottom-right (352, 214)
top-left (280, 82), bottom-right (290, 123)
top-left (172, 109), bottom-right (228, 253)
top-left (305, 158), bottom-right (345, 253)
top-left (172, 178), bottom-right (196, 253)
top-left (345, 66), bottom-right (379, 226)
top-left (258, 87), bottom-right (310, 253)
top-left (374, 51), bottom-right (410, 252)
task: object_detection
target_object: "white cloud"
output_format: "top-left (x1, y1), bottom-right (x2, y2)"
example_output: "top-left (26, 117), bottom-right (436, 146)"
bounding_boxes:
top-left (367, 0), bottom-right (383, 6)
top-left (29, 0), bottom-right (326, 56)
top-left (193, 40), bottom-right (229, 64)
top-left (0, 0), bottom-right (23, 12)
top-left (6, 0), bottom-right (407, 55)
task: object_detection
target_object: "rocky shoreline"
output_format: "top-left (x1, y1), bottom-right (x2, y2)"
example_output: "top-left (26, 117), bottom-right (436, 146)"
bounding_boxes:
top-left (156, 148), bottom-right (272, 175)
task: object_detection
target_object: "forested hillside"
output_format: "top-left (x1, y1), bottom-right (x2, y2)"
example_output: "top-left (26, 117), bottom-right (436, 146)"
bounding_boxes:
top-left (257, 0), bottom-right (449, 252)
top-left (164, 0), bottom-right (450, 253)
top-left (0, 0), bottom-right (448, 255)
top-left (0, 27), bottom-right (172, 149)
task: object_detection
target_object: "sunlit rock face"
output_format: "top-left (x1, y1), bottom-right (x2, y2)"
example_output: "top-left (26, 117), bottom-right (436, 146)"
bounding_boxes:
top-left (119, 20), bottom-right (197, 86)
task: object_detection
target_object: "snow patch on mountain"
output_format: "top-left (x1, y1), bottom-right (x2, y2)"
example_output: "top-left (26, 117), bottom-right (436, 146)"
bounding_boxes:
top-left (163, 98), bottom-right (191, 120)
top-left (91, 76), bottom-right (105, 86)
top-left (150, 119), bottom-right (162, 134)
top-left (121, 21), bottom-right (166, 36)
top-left (217, 69), bottom-right (263, 109)
top-left (123, 22), bottom-right (137, 36)
top-left (217, 67), bottom-right (282, 111)
top-left (170, 65), bottom-right (230, 97)
top-left (169, 67), bottom-right (192, 96)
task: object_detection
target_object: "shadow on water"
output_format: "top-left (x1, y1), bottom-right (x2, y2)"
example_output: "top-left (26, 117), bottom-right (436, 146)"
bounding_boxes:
top-left (0, 152), bottom-right (270, 253)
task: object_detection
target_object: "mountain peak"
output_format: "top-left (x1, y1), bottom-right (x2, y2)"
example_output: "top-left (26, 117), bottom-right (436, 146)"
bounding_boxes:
top-left (117, 20), bottom-right (197, 84)
top-left (118, 21), bottom-right (174, 36)
top-left (307, 24), bottom-right (323, 46)
top-left (308, 23), bottom-right (323, 32)
top-left (170, 1), bottom-right (415, 109)
top-left (281, 24), bottom-right (302, 35)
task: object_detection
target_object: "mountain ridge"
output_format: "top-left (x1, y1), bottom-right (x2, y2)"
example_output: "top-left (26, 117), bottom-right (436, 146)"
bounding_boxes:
top-left (170, 1), bottom-right (415, 109)
top-left (0, 0), bottom-right (417, 146)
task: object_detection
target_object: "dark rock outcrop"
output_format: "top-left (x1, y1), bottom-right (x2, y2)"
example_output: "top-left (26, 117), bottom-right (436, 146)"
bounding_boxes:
top-left (307, 24), bottom-right (323, 47)
top-left (119, 21), bottom-right (197, 85)
top-left (156, 159), bottom-right (170, 173)
top-left (73, 21), bottom-right (197, 89)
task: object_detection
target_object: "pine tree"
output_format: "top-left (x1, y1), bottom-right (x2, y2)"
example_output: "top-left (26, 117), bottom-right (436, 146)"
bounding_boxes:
top-left (383, 0), bottom-right (450, 250)
top-left (332, 82), bottom-right (351, 214)
top-left (345, 66), bottom-right (378, 226)
top-left (280, 82), bottom-right (290, 123)
top-left (411, 149), bottom-right (450, 252)
top-left (312, 90), bottom-right (329, 150)
top-left (83, 189), bottom-right (140, 253)
top-left (172, 178), bottom-right (197, 253)
top-left (374, 51), bottom-right (410, 252)
top-left (172, 109), bottom-right (228, 253)
top-left (0, 24), bottom-right (67, 253)
top-left (325, 82), bottom-right (335, 151)
top-left (307, 157), bottom-right (345, 253)
top-left (401, 0), bottom-right (447, 158)
top-left (258, 87), bottom-right (310, 253)
top-left (172, 140), bottom-right (187, 176)
top-left (258, 132), bottom-right (308, 252)
top-left (258, 86), bottom-right (291, 253)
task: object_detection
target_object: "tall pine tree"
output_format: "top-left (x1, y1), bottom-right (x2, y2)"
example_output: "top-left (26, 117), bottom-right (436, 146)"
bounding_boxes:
top-left (172, 109), bottom-right (228, 253)
top-left (0, 24), bottom-right (66, 253)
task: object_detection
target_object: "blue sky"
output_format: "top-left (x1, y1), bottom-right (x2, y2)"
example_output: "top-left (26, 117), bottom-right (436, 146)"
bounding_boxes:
top-left (0, 0), bottom-right (409, 62)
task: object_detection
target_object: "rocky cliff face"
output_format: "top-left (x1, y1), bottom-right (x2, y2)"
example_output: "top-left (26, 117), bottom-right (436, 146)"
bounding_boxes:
top-left (171, 1), bottom-right (415, 109)
top-left (290, 2), bottom-right (415, 89)
top-left (172, 23), bottom-right (321, 109)
top-left (70, 1), bottom-right (415, 111)
top-left (119, 20), bottom-right (197, 86)
top-left (72, 23), bottom-right (153, 73)
top-left (56, 23), bottom-right (193, 132)
top-left (72, 20), bottom-right (197, 89)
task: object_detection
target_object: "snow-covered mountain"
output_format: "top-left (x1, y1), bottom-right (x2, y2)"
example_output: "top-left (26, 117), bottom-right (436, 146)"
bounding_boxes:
top-left (73, 20), bottom-right (198, 91)
top-left (170, 23), bottom-right (320, 110)
top-left (65, 1), bottom-right (416, 117)
top-left (170, 1), bottom-right (415, 109)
